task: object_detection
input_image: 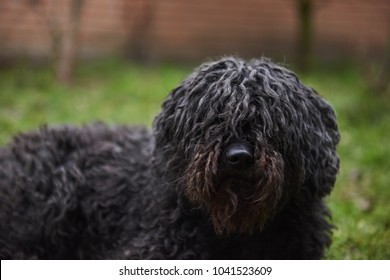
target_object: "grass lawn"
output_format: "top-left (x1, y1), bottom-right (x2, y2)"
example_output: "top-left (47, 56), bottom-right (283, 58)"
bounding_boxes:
top-left (0, 59), bottom-right (389, 259)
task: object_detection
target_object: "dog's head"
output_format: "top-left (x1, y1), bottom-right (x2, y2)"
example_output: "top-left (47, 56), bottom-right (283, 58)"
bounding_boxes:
top-left (153, 57), bottom-right (340, 235)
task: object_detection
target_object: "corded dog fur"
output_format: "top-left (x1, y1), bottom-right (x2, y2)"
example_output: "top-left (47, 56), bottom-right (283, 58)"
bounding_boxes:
top-left (0, 57), bottom-right (339, 259)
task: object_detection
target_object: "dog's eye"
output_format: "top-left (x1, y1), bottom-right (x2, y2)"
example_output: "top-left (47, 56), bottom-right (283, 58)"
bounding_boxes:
top-left (241, 123), bottom-right (251, 134)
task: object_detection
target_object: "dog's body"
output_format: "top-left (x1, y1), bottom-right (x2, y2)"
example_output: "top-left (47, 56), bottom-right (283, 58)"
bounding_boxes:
top-left (0, 124), bottom-right (153, 259)
top-left (0, 57), bottom-right (339, 259)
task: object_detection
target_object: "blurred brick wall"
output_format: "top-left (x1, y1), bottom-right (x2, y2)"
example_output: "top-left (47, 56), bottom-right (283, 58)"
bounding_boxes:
top-left (0, 0), bottom-right (389, 62)
top-left (0, 0), bottom-right (127, 58)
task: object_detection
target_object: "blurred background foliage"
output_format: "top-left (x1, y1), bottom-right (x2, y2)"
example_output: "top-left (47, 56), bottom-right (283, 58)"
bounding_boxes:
top-left (0, 0), bottom-right (389, 259)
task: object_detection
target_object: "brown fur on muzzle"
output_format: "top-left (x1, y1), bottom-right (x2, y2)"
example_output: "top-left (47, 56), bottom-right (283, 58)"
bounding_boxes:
top-left (181, 143), bottom-right (285, 235)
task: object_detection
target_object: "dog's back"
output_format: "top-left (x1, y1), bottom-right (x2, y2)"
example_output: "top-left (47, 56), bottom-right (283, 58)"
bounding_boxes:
top-left (0, 123), bottom-right (153, 259)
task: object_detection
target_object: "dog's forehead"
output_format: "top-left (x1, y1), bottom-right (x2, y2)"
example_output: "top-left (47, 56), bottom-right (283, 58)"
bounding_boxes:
top-left (165, 57), bottom-right (332, 138)
top-left (180, 70), bottom-right (288, 115)
top-left (185, 60), bottom-right (298, 100)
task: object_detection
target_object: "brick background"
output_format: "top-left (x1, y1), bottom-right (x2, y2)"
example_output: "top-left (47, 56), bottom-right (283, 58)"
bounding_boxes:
top-left (0, 0), bottom-right (389, 63)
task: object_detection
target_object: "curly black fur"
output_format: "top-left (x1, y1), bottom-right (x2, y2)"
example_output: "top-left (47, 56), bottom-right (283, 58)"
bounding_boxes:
top-left (0, 124), bottom-right (153, 259)
top-left (0, 57), bottom-right (339, 260)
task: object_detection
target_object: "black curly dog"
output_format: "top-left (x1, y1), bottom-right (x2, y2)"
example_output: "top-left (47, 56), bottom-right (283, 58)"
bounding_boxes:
top-left (0, 57), bottom-right (339, 259)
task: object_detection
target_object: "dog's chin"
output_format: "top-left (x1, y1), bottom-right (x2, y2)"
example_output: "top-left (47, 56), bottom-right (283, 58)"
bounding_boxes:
top-left (210, 203), bottom-right (266, 236)
top-left (223, 174), bottom-right (253, 183)
top-left (219, 175), bottom-right (256, 197)
top-left (203, 177), bottom-right (268, 235)
top-left (183, 165), bottom-right (279, 235)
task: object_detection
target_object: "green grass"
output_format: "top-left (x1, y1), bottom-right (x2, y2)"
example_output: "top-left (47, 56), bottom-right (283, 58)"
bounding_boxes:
top-left (0, 59), bottom-right (389, 259)
top-left (0, 59), bottom-right (190, 142)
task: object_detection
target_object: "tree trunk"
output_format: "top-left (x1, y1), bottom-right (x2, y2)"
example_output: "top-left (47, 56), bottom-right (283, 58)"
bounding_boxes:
top-left (297, 0), bottom-right (313, 72)
top-left (124, 0), bottom-right (154, 63)
top-left (56, 0), bottom-right (84, 85)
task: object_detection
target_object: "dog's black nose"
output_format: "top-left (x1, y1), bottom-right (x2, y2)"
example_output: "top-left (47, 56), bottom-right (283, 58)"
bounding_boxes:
top-left (225, 144), bottom-right (254, 170)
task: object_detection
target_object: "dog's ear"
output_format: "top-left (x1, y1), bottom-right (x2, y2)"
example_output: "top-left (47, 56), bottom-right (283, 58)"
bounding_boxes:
top-left (303, 90), bottom-right (340, 197)
top-left (252, 59), bottom-right (340, 197)
top-left (152, 83), bottom-right (191, 176)
top-left (153, 87), bottom-right (179, 157)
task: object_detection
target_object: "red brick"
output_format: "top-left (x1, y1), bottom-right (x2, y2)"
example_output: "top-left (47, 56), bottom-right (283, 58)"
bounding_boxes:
top-left (0, 0), bottom-right (388, 61)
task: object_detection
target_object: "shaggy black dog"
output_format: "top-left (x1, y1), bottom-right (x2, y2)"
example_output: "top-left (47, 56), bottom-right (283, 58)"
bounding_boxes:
top-left (0, 57), bottom-right (339, 260)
